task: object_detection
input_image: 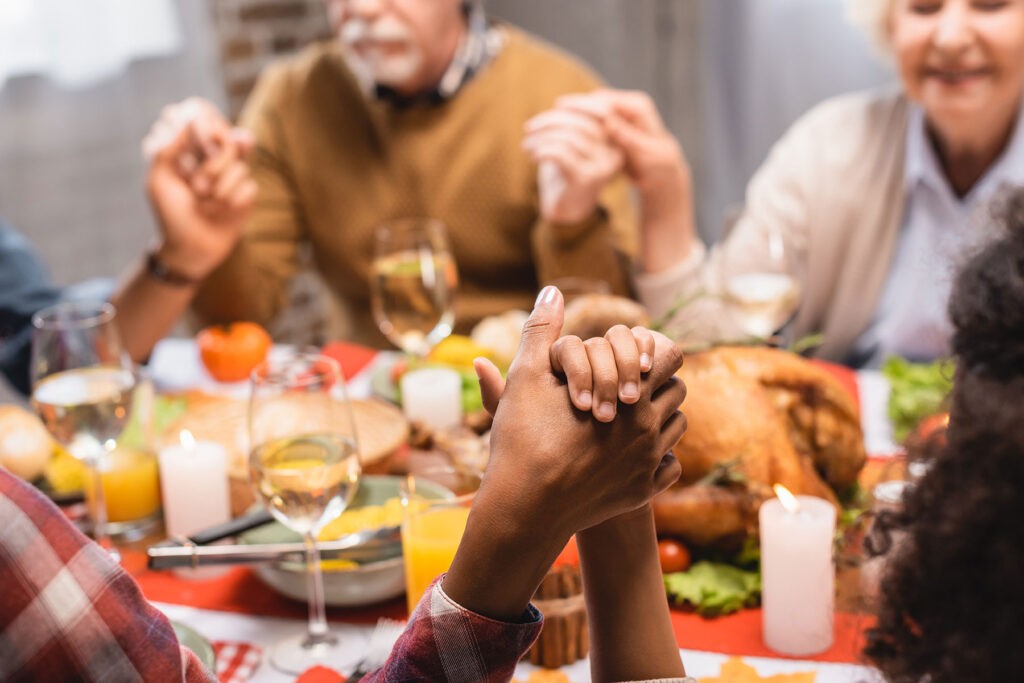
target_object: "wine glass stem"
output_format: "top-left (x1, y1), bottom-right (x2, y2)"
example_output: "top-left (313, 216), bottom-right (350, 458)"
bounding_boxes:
top-left (89, 463), bottom-right (113, 553)
top-left (304, 532), bottom-right (331, 643)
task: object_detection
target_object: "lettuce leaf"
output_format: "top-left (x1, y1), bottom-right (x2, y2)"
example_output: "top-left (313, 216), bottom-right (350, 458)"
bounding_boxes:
top-left (664, 561), bottom-right (761, 617)
top-left (881, 356), bottom-right (954, 441)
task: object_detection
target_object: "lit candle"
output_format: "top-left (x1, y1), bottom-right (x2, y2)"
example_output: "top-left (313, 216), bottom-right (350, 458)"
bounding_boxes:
top-left (400, 368), bottom-right (462, 432)
top-left (157, 430), bottom-right (231, 579)
top-left (759, 484), bottom-right (836, 656)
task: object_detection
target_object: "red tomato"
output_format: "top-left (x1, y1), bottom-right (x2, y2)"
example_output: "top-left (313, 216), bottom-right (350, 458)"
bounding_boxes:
top-left (916, 412), bottom-right (950, 446)
top-left (658, 539), bottom-right (691, 574)
top-left (389, 358), bottom-right (410, 385)
top-left (197, 322), bottom-right (271, 383)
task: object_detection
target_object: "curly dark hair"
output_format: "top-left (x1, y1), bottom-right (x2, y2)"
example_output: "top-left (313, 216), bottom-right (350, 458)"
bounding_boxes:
top-left (862, 191), bottom-right (1024, 682)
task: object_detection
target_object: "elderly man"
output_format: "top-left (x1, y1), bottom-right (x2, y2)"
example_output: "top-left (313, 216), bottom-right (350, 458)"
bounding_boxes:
top-left (150, 0), bottom-right (636, 347)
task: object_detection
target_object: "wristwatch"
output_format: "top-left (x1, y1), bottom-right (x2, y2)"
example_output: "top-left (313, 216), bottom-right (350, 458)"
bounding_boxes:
top-left (146, 251), bottom-right (200, 287)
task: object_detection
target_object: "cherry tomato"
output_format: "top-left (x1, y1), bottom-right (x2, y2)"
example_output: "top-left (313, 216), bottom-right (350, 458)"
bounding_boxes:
top-left (658, 538), bottom-right (691, 574)
top-left (389, 358), bottom-right (410, 386)
top-left (916, 412), bottom-right (949, 446)
top-left (197, 322), bottom-right (271, 383)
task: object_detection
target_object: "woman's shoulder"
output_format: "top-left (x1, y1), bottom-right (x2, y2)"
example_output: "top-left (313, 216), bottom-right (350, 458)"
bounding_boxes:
top-left (759, 87), bottom-right (909, 180)
top-left (786, 88), bottom-right (909, 148)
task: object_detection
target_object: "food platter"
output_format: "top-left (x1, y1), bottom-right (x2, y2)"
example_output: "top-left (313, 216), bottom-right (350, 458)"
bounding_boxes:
top-left (238, 474), bottom-right (452, 607)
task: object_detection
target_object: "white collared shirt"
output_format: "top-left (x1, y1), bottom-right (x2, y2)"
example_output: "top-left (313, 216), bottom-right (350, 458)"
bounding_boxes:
top-left (849, 101), bottom-right (1024, 367)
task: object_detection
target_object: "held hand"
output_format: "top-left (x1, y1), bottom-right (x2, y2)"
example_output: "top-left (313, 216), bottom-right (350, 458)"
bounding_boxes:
top-left (555, 89), bottom-right (690, 215)
top-left (522, 107), bottom-right (624, 225)
top-left (142, 98), bottom-right (257, 281)
top-left (478, 323), bottom-right (658, 423)
top-left (476, 286), bottom-right (686, 540)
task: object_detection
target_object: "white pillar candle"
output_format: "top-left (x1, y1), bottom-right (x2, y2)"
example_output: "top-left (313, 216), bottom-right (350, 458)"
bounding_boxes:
top-left (157, 430), bottom-right (231, 579)
top-left (759, 492), bottom-right (836, 656)
top-left (400, 368), bottom-right (462, 431)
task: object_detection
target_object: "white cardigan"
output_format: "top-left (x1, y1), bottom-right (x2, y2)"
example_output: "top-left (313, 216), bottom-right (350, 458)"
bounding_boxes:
top-left (637, 90), bottom-right (910, 362)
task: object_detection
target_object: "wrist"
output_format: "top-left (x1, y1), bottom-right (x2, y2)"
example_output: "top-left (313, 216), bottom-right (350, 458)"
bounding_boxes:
top-left (152, 242), bottom-right (214, 282)
top-left (145, 250), bottom-right (201, 288)
top-left (638, 162), bottom-right (692, 220)
top-left (443, 482), bottom-right (573, 621)
top-left (578, 504), bottom-right (654, 549)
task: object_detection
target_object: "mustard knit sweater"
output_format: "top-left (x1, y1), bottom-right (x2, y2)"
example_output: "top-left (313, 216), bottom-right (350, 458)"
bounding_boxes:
top-left (193, 26), bottom-right (637, 347)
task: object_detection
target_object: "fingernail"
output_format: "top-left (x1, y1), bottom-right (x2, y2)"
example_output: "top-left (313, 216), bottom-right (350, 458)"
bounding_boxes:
top-left (622, 382), bottom-right (639, 400)
top-left (597, 402), bottom-right (616, 421)
top-left (578, 390), bottom-right (593, 409)
top-left (535, 285), bottom-right (558, 307)
top-left (472, 357), bottom-right (486, 379)
top-left (640, 353), bottom-right (651, 370)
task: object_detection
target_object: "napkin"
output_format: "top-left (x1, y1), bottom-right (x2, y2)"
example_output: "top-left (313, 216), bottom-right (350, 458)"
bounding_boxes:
top-left (320, 341), bottom-right (379, 380)
top-left (212, 641), bottom-right (263, 683)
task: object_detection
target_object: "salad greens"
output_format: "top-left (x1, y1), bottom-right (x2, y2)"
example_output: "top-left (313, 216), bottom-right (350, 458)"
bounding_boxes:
top-left (881, 356), bottom-right (954, 441)
top-left (664, 561), bottom-right (762, 617)
top-left (120, 395), bottom-right (187, 450)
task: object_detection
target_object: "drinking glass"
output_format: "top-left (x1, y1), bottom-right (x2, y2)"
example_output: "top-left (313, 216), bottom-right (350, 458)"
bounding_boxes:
top-left (400, 465), bottom-right (482, 614)
top-left (718, 221), bottom-right (802, 342)
top-left (31, 301), bottom-right (136, 561)
top-left (249, 351), bottom-right (362, 674)
top-left (370, 218), bottom-right (458, 357)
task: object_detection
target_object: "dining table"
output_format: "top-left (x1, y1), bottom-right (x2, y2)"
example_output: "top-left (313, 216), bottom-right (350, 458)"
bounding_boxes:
top-left (117, 337), bottom-right (902, 683)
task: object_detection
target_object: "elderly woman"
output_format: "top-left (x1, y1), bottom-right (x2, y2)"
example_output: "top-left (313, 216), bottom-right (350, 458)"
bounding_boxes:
top-left (524, 0), bottom-right (1024, 365)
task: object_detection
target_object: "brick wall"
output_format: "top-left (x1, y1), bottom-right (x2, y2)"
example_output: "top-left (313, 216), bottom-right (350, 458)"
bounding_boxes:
top-left (211, 0), bottom-right (331, 118)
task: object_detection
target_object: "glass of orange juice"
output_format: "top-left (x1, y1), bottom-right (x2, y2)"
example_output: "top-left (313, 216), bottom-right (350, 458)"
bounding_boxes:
top-left (400, 466), bottom-right (482, 614)
top-left (83, 445), bottom-right (162, 539)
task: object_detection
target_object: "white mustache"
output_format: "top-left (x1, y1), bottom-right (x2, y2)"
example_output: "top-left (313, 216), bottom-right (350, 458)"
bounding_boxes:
top-left (340, 16), bottom-right (413, 46)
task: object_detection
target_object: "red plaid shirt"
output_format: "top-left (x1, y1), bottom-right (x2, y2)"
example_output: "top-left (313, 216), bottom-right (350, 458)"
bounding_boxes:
top-left (361, 577), bottom-right (544, 682)
top-left (0, 467), bottom-right (215, 683)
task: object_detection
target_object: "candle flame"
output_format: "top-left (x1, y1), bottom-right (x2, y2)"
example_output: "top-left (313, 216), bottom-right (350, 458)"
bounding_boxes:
top-left (773, 484), bottom-right (801, 513)
top-left (941, 413), bottom-right (950, 428)
top-left (180, 429), bottom-right (196, 451)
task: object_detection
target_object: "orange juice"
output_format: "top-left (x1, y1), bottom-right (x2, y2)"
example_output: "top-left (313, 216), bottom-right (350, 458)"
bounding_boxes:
top-left (401, 505), bottom-right (470, 612)
top-left (84, 447), bottom-right (161, 524)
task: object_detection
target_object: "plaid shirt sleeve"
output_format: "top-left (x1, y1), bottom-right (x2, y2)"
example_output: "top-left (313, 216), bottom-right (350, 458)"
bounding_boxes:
top-left (361, 574), bottom-right (543, 683)
top-left (0, 467), bottom-right (216, 683)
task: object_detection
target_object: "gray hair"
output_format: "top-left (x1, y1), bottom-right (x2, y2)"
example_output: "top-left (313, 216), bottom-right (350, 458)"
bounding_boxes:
top-left (847, 0), bottom-right (896, 57)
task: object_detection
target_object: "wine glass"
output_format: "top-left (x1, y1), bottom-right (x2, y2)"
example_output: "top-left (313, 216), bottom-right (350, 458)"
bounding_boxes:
top-left (718, 221), bottom-right (803, 343)
top-left (248, 351), bottom-right (362, 674)
top-left (370, 218), bottom-right (458, 357)
top-left (30, 301), bottom-right (136, 561)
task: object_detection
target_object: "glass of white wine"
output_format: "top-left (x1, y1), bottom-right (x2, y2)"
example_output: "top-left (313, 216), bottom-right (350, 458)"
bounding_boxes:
top-left (30, 301), bottom-right (135, 561)
top-left (248, 351), bottom-right (362, 674)
top-left (719, 222), bottom-right (802, 343)
top-left (370, 218), bottom-right (458, 356)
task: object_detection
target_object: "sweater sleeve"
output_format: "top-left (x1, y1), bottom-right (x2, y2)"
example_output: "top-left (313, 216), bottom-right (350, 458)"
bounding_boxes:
top-left (531, 172), bottom-right (638, 298)
top-left (0, 223), bottom-right (62, 395)
top-left (634, 102), bottom-right (818, 343)
top-left (0, 468), bottom-right (218, 683)
top-left (192, 64), bottom-right (307, 328)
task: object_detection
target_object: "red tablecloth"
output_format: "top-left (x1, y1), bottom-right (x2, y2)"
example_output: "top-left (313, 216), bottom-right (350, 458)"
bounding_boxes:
top-left (132, 345), bottom-right (874, 666)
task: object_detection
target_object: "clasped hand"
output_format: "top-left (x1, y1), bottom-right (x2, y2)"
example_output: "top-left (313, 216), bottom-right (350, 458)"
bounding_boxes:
top-left (142, 98), bottom-right (256, 281)
top-left (475, 285), bottom-right (686, 541)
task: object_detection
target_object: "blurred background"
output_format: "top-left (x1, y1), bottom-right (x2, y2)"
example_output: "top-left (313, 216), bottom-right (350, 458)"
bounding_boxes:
top-left (0, 0), bottom-right (893, 399)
